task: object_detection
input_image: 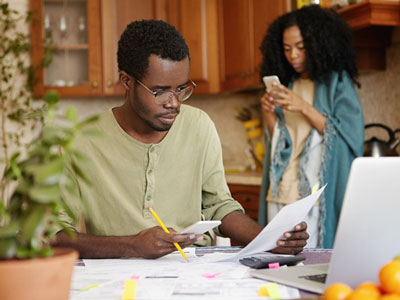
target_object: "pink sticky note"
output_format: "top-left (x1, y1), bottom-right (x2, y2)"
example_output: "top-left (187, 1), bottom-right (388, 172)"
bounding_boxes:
top-left (202, 272), bottom-right (221, 279)
top-left (268, 262), bottom-right (280, 269)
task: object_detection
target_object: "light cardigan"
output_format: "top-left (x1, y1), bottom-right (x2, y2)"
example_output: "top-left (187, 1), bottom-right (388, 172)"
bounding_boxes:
top-left (258, 71), bottom-right (364, 248)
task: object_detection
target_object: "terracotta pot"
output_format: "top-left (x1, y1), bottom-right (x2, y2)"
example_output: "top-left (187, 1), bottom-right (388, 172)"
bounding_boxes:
top-left (0, 247), bottom-right (78, 300)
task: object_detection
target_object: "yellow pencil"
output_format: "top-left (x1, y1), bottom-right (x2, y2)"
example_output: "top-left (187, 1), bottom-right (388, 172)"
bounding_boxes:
top-left (148, 206), bottom-right (188, 262)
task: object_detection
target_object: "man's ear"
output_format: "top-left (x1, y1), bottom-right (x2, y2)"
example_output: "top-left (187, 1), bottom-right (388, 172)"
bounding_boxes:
top-left (119, 71), bottom-right (131, 91)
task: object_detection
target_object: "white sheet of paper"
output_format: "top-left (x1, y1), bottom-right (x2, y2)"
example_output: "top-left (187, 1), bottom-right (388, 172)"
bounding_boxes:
top-left (71, 255), bottom-right (300, 300)
top-left (222, 185), bottom-right (326, 261)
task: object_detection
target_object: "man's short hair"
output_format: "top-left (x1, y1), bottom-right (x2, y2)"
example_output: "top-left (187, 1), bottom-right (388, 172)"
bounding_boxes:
top-left (117, 19), bottom-right (190, 80)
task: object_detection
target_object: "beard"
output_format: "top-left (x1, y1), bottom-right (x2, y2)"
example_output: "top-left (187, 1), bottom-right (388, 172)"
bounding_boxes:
top-left (145, 114), bottom-right (174, 131)
top-left (132, 89), bottom-right (179, 132)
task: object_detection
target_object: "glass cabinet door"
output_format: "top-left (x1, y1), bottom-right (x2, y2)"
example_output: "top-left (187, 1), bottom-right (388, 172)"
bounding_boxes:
top-left (31, 0), bottom-right (102, 97)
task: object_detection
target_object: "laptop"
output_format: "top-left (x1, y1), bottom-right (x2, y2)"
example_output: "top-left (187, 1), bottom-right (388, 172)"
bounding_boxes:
top-left (249, 157), bottom-right (400, 294)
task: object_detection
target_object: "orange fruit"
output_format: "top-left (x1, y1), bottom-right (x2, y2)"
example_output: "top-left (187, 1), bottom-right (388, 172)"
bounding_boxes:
top-left (324, 282), bottom-right (353, 300)
top-left (379, 260), bottom-right (400, 295)
top-left (380, 295), bottom-right (400, 300)
top-left (345, 290), bottom-right (379, 300)
top-left (354, 281), bottom-right (381, 298)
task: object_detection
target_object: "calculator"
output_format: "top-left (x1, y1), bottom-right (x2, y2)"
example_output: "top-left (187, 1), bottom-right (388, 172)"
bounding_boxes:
top-left (239, 255), bottom-right (306, 269)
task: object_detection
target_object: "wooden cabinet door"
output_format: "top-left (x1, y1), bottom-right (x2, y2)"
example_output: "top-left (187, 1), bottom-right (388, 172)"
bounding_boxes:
top-left (220, 0), bottom-right (287, 91)
top-left (168, 0), bottom-right (222, 94)
top-left (31, 0), bottom-right (102, 97)
top-left (102, 0), bottom-right (222, 96)
top-left (101, 0), bottom-right (169, 96)
top-left (228, 183), bottom-right (260, 222)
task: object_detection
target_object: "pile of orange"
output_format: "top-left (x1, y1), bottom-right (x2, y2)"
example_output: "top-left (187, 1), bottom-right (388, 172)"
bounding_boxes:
top-left (323, 259), bottom-right (400, 300)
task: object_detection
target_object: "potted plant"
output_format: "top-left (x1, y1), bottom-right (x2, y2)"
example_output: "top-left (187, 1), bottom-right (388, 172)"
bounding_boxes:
top-left (0, 3), bottom-right (97, 300)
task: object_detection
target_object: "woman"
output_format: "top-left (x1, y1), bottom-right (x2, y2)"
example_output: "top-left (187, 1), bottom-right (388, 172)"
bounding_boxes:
top-left (258, 5), bottom-right (364, 248)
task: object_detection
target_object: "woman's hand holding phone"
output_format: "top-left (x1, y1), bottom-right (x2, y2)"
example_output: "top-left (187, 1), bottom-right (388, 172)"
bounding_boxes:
top-left (270, 84), bottom-right (308, 114)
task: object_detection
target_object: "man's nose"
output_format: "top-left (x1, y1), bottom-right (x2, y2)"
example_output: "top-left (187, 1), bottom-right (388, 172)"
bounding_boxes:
top-left (165, 92), bottom-right (180, 108)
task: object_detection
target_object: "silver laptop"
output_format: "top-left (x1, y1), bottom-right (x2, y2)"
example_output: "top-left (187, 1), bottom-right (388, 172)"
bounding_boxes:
top-left (250, 157), bottom-right (400, 294)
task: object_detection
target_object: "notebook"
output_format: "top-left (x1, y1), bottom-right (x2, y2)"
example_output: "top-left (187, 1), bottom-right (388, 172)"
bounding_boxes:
top-left (249, 157), bottom-right (400, 294)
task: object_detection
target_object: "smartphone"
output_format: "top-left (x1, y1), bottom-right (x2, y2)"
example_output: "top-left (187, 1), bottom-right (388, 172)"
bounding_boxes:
top-left (262, 75), bottom-right (281, 91)
top-left (180, 221), bottom-right (221, 235)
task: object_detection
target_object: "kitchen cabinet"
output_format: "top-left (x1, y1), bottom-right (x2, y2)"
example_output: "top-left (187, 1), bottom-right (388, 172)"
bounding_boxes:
top-left (338, 0), bottom-right (400, 70)
top-left (101, 0), bottom-right (169, 96)
top-left (228, 182), bottom-right (260, 246)
top-left (220, 0), bottom-right (288, 91)
top-left (31, 0), bottom-right (166, 97)
top-left (31, 0), bottom-right (289, 97)
top-left (31, 0), bottom-right (102, 97)
top-left (228, 183), bottom-right (260, 222)
top-left (101, 0), bottom-right (222, 95)
top-left (103, 0), bottom-right (289, 95)
top-left (167, 0), bottom-right (221, 94)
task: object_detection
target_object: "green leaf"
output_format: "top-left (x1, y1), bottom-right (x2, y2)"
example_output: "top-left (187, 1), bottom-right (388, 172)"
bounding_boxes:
top-left (59, 200), bottom-right (79, 225)
top-left (71, 161), bottom-right (90, 184)
top-left (26, 157), bottom-right (64, 185)
top-left (41, 126), bottom-right (72, 144)
top-left (0, 238), bottom-right (17, 259)
top-left (20, 205), bottom-right (46, 243)
top-left (0, 220), bottom-right (19, 238)
top-left (28, 184), bottom-right (61, 203)
top-left (37, 247), bottom-right (53, 257)
top-left (81, 128), bottom-right (103, 138)
top-left (77, 114), bottom-right (99, 128)
top-left (30, 236), bottom-right (41, 251)
top-left (70, 149), bottom-right (88, 161)
top-left (65, 108), bottom-right (78, 124)
top-left (44, 90), bottom-right (60, 107)
top-left (15, 246), bottom-right (31, 259)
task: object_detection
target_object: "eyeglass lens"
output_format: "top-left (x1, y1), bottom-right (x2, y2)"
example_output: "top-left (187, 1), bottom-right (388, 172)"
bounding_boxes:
top-left (155, 86), bottom-right (194, 105)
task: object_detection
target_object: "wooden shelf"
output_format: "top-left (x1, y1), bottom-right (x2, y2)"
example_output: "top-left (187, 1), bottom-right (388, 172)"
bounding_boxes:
top-left (338, 0), bottom-right (400, 71)
top-left (339, 0), bottom-right (400, 30)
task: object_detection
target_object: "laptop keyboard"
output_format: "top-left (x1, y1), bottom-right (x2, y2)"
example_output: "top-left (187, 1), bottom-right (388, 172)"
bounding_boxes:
top-left (299, 273), bottom-right (327, 283)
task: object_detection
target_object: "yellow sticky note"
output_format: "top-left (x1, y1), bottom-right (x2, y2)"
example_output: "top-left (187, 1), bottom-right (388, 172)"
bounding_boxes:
top-left (79, 283), bottom-right (99, 291)
top-left (312, 183), bottom-right (320, 194)
top-left (266, 283), bottom-right (282, 299)
top-left (258, 285), bottom-right (270, 297)
top-left (122, 279), bottom-right (137, 300)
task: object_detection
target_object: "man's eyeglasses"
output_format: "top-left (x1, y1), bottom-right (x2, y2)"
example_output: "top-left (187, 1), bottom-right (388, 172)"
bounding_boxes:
top-left (135, 78), bottom-right (196, 105)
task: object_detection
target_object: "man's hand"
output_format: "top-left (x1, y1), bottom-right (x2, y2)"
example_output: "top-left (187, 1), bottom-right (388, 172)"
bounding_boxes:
top-left (270, 222), bottom-right (309, 255)
top-left (52, 226), bottom-right (203, 259)
top-left (131, 226), bottom-right (202, 259)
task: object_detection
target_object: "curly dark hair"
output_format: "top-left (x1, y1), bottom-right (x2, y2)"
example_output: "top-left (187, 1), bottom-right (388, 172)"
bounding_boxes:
top-left (117, 19), bottom-right (190, 80)
top-left (260, 5), bottom-right (359, 87)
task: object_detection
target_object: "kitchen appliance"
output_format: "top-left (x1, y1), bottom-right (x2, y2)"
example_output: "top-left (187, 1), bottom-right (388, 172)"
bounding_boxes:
top-left (363, 123), bottom-right (400, 157)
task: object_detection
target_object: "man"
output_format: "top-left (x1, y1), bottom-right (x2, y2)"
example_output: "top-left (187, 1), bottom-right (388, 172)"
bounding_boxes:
top-left (54, 20), bottom-right (309, 259)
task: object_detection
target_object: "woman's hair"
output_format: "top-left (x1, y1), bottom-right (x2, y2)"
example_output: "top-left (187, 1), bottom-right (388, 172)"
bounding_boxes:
top-left (259, 5), bottom-right (359, 87)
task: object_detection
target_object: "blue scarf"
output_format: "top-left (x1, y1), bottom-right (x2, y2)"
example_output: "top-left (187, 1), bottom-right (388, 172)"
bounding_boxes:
top-left (258, 71), bottom-right (364, 248)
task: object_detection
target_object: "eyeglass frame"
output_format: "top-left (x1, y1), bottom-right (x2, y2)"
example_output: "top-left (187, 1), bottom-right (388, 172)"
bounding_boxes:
top-left (134, 77), bottom-right (196, 105)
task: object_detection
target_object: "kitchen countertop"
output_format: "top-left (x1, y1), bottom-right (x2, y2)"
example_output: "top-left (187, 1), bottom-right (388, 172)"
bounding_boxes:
top-left (225, 171), bottom-right (263, 186)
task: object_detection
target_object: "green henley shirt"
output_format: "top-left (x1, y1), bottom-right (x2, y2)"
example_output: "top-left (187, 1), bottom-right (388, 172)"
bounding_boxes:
top-left (67, 104), bottom-right (243, 245)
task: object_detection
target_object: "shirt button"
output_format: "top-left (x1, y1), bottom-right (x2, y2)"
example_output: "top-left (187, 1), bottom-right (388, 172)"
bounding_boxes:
top-left (148, 169), bottom-right (152, 175)
top-left (150, 147), bottom-right (155, 152)
top-left (146, 195), bottom-right (151, 201)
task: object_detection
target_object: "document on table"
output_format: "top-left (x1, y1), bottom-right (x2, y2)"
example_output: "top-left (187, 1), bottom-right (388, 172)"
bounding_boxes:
top-left (69, 254), bottom-right (301, 300)
top-left (221, 184), bottom-right (326, 261)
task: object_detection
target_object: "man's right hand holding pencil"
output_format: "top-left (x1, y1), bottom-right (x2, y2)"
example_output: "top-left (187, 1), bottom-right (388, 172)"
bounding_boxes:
top-left (128, 226), bottom-right (202, 259)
